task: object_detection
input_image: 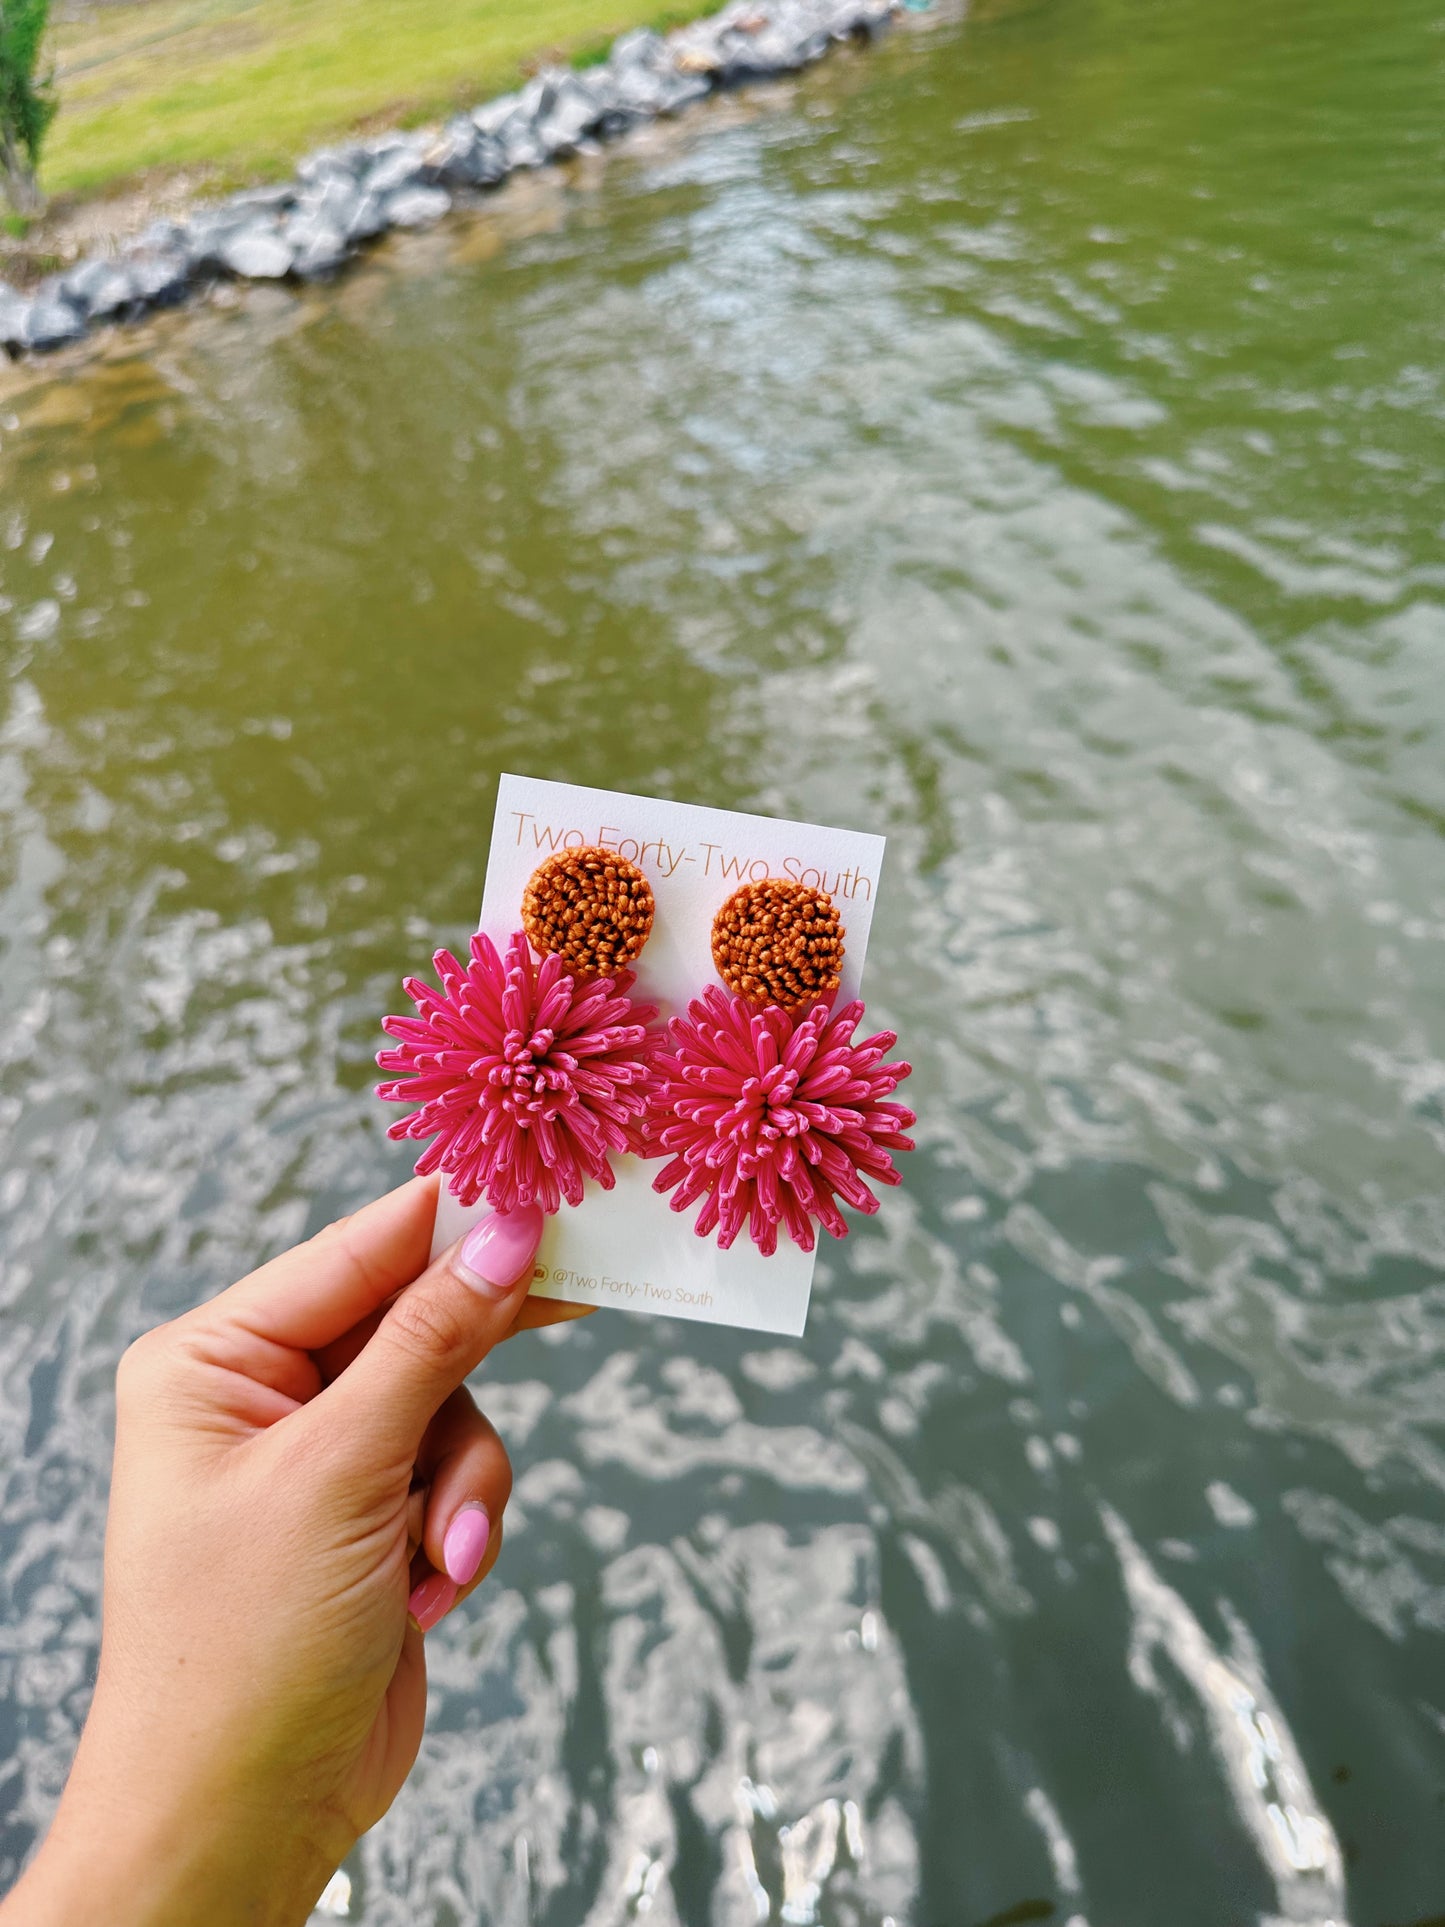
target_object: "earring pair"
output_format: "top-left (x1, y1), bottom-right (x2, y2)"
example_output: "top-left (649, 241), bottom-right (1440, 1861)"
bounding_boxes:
top-left (377, 846), bottom-right (913, 1256)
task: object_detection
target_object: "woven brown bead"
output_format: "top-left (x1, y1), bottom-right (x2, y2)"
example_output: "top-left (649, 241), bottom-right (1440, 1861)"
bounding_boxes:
top-left (522, 846), bottom-right (656, 978)
top-left (711, 878), bottom-right (845, 1012)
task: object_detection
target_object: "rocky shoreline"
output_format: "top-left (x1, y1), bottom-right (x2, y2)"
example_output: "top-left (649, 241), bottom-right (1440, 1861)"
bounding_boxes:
top-left (0, 0), bottom-right (900, 359)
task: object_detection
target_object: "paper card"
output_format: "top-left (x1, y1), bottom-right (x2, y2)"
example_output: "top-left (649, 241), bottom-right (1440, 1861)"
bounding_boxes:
top-left (429, 774), bottom-right (887, 1336)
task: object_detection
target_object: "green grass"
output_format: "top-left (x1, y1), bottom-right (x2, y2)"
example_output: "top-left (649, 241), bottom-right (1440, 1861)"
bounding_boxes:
top-left (44, 0), bottom-right (714, 200)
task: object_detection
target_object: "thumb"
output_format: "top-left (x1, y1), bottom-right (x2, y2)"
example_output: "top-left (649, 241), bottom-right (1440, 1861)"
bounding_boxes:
top-left (313, 1203), bottom-right (546, 1461)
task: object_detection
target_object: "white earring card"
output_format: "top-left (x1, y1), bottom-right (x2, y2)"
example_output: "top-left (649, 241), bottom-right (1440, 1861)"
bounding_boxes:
top-left (429, 773), bottom-right (888, 1336)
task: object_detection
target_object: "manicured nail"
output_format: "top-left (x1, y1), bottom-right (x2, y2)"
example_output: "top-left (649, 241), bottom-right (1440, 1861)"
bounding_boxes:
top-left (442, 1503), bottom-right (491, 1586)
top-left (408, 1571), bottom-right (458, 1633)
top-left (453, 1202), bottom-right (545, 1298)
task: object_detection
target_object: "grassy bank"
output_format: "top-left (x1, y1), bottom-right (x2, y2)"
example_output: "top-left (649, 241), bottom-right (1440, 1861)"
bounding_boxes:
top-left (44, 0), bottom-right (710, 201)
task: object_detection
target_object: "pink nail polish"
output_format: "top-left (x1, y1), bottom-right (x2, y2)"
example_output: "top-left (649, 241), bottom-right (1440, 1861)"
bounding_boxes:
top-left (453, 1202), bottom-right (545, 1298)
top-left (408, 1571), bottom-right (458, 1633)
top-left (442, 1504), bottom-right (491, 1586)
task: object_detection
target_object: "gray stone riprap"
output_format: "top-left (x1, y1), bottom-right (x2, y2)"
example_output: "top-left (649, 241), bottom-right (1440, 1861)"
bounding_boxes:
top-left (0, 0), bottom-right (900, 358)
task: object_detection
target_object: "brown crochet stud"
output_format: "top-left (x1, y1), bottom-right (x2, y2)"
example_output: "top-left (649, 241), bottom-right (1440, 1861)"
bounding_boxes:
top-left (522, 845), bottom-right (656, 978)
top-left (711, 878), bottom-right (845, 1013)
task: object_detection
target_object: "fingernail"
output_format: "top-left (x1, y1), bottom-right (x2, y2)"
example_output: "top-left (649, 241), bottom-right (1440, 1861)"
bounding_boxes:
top-left (453, 1202), bottom-right (545, 1298)
top-left (408, 1571), bottom-right (458, 1634)
top-left (442, 1503), bottom-right (491, 1586)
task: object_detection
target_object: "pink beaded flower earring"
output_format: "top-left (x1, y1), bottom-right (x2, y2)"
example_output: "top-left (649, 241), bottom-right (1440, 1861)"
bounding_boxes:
top-left (377, 848), bottom-right (659, 1216)
top-left (648, 878), bottom-right (914, 1256)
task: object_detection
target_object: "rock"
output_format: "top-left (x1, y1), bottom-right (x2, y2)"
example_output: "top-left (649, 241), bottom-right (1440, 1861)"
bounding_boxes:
top-left (218, 224), bottom-right (294, 279)
top-left (773, 0), bottom-right (836, 58)
top-left (611, 26), bottom-right (667, 70)
top-left (607, 48), bottom-right (709, 118)
top-left (282, 164), bottom-right (386, 266)
top-left (59, 256), bottom-right (140, 322)
top-left (513, 65), bottom-right (635, 155)
top-left (700, 4), bottom-right (829, 84)
top-left (422, 116), bottom-right (508, 189)
top-left (569, 67), bottom-right (652, 140)
top-left (669, 17), bottom-right (725, 74)
top-left (288, 174), bottom-right (391, 250)
top-left (283, 210), bottom-right (351, 278)
top-left (132, 217), bottom-right (189, 255)
top-left (467, 130), bottom-right (509, 184)
top-left (610, 29), bottom-right (713, 114)
top-left (363, 141), bottom-right (427, 198)
top-left (470, 93), bottom-right (518, 137)
top-left (499, 117), bottom-right (548, 169)
top-left (473, 94), bottom-right (548, 169)
top-left (127, 250), bottom-right (191, 309)
top-left (344, 192), bottom-right (389, 243)
top-left (294, 175), bottom-right (359, 224)
top-left (528, 69), bottom-right (606, 155)
top-left (666, 0), bottom-right (840, 77)
top-left (58, 256), bottom-right (112, 304)
top-left (382, 185), bottom-right (451, 228)
top-left (90, 270), bottom-right (142, 321)
top-left (729, 26), bottom-right (825, 77)
top-left (0, 0), bottom-right (899, 351)
top-left (572, 67), bottom-right (625, 136)
top-left (23, 291), bottom-right (87, 352)
top-left (296, 144), bottom-right (369, 185)
top-left (225, 182), bottom-right (298, 215)
top-left (660, 68), bottom-right (715, 112)
top-left (185, 211), bottom-right (252, 272)
top-left (0, 282), bottom-right (31, 353)
top-left (824, 0), bottom-right (895, 32)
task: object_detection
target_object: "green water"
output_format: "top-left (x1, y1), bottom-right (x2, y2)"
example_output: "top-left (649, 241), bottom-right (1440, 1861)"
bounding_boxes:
top-left (2, 0), bottom-right (1443, 1920)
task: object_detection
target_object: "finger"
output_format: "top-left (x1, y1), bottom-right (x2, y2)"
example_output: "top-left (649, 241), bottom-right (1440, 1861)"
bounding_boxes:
top-left (212, 1176), bottom-right (440, 1354)
top-left (312, 1271), bottom-right (588, 1388)
top-left (313, 1308), bottom-right (385, 1387)
top-left (406, 1484), bottom-right (427, 1554)
top-left (416, 1390), bottom-right (512, 1584)
top-left (456, 1516), bottom-right (504, 1607)
top-left (409, 1520), bottom-right (506, 1635)
top-left (311, 1203), bottom-right (545, 1461)
top-left (508, 1299), bottom-right (593, 1334)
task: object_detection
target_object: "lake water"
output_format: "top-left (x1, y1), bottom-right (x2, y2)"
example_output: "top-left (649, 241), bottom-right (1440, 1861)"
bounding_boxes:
top-left (2, 0), bottom-right (1443, 1920)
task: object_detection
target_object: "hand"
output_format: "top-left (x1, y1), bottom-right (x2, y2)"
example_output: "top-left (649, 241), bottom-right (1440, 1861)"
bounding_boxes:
top-left (3, 1176), bottom-right (576, 1927)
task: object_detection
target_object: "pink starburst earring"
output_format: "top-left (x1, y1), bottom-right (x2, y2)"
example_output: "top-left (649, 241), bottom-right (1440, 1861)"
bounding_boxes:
top-left (648, 878), bottom-right (915, 1257)
top-left (376, 848), bottom-right (659, 1215)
